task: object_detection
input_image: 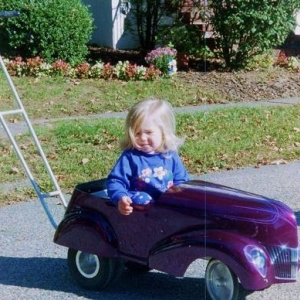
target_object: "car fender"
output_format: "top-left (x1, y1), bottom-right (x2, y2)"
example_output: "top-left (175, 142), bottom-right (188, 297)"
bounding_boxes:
top-left (149, 230), bottom-right (273, 291)
top-left (53, 209), bottom-right (118, 257)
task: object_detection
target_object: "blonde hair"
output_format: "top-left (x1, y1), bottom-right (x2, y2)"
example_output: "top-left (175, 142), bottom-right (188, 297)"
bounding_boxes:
top-left (121, 99), bottom-right (184, 152)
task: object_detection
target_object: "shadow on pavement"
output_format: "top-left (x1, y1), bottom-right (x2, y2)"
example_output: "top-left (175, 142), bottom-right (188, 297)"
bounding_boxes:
top-left (0, 256), bottom-right (218, 299)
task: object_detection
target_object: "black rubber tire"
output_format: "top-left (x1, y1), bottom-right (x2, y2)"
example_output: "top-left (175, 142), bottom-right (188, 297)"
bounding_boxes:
top-left (205, 259), bottom-right (239, 300)
top-left (67, 248), bottom-right (123, 290)
top-left (125, 261), bottom-right (151, 272)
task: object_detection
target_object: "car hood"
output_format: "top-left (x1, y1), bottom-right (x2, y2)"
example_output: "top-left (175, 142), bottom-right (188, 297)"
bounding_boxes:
top-left (160, 180), bottom-right (289, 214)
top-left (158, 180), bottom-right (297, 242)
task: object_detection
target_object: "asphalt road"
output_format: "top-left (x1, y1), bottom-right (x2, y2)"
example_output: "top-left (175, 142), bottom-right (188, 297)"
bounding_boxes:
top-left (0, 160), bottom-right (300, 300)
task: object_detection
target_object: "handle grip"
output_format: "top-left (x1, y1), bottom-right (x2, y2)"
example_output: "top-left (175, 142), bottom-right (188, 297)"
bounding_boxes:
top-left (0, 11), bottom-right (20, 18)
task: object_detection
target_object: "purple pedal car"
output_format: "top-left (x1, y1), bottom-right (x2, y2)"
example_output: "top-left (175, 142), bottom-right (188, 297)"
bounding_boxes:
top-left (54, 178), bottom-right (299, 300)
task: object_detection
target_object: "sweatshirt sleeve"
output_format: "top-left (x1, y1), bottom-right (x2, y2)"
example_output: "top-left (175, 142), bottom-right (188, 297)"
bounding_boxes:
top-left (172, 152), bottom-right (190, 185)
top-left (106, 152), bottom-right (133, 205)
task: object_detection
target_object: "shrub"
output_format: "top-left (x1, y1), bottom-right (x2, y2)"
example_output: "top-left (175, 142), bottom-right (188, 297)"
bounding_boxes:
top-left (0, 0), bottom-right (94, 65)
top-left (287, 56), bottom-right (300, 72)
top-left (156, 23), bottom-right (203, 56)
top-left (244, 50), bottom-right (275, 71)
top-left (209, 0), bottom-right (298, 70)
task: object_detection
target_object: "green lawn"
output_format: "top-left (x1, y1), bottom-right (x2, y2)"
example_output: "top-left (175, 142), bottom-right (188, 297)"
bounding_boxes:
top-left (0, 72), bottom-right (300, 204)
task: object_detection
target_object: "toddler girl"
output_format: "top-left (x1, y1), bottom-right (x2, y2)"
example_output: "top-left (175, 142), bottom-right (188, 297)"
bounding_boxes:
top-left (107, 99), bottom-right (189, 215)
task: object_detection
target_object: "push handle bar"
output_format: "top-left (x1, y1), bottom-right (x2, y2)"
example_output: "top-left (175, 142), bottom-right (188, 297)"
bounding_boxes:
top-left (0, 11), bottom-right (20, 18)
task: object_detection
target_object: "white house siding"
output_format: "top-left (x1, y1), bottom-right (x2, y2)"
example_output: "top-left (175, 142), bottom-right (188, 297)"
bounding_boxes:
top-left (82, 0), bottom-right (140, 50)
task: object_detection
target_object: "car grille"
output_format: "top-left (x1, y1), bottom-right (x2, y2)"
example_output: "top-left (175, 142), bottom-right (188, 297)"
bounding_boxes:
top-left (267, 246), bottom-right (298, 280)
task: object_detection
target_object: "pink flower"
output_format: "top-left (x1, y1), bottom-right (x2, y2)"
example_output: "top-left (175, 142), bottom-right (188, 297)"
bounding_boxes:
top-left (145, 47), bottom-right (177, 64)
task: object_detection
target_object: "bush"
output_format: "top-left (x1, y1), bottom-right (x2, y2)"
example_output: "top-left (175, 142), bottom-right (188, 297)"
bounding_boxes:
top-left (0, 0), bottom-right (94, 65)
top-left (209, 0), bottom-right (298, 70)
top-left (156, 23), bottom-right (203, 56)
top-left (244, 50), bottom-right (275, 71)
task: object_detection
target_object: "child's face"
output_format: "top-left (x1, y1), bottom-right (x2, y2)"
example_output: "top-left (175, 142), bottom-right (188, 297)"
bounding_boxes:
top-left (134, 118), bottom-right (163, 154)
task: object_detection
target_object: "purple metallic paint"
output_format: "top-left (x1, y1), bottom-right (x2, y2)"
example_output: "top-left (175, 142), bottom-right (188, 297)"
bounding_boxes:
top-left (54, 179), bottom-right (299, 291)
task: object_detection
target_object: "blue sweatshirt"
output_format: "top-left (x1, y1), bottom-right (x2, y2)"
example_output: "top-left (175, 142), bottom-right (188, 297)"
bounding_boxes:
top-left (107, 149), bottom-right (189, 205)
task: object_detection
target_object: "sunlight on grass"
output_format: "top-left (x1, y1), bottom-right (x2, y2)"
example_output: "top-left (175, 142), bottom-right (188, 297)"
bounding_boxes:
top-left (0, 75), bottom-right (218, 119)
top-left (1, 105), bottom-right (299, 203)
top-left (179, 106), bottom-right (300, 173)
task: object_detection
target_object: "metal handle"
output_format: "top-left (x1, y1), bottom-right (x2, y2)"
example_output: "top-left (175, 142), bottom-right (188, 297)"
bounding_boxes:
top-left (0, 11), bottom-right (20, 18)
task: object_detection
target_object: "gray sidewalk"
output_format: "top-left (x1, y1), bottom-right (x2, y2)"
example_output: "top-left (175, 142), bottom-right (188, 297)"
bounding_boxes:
top-left (1, 96), bottom-right (300, 139)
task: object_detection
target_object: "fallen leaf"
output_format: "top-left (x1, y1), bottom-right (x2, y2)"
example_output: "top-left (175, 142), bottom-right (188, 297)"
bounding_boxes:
top-left (81, 158), bottom-right (89, 165)
top-left (56, 174), bottom-right (66, 180)
top-left (270, 159), bottom-right (287, 165)
top-left (11, 167), bottom-right (20, 174)
top-left (294, 142), bottom-right (300, 147)
top-left (9, 118), bottom-right (18, 123)
top-left (48, 153), bottom-right (58, 160)
top-left (20, 144), bottom-right (28, 150)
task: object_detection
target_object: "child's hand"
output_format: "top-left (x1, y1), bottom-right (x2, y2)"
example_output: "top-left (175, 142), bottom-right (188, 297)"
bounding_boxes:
top-left (118, 196), bottom-right (133, 215)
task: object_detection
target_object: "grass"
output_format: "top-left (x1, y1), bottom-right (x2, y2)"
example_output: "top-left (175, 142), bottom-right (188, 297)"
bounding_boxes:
top-left (1, 104), bottom-right (300, 204)
top-left (1, 69), bottom-right (300, 204)
top-left (0, 73), bottom-right (205, 119)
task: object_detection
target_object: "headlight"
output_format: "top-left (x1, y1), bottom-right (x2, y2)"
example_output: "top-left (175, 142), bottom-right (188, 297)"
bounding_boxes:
top-left (244, 245), bottom-right (267, 277)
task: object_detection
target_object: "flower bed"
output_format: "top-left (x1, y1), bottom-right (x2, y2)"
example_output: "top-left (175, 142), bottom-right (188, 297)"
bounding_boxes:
top-left (145, 47), bottom-right (177, 75)
top-left (4, 56), bottom-right (162, 81)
